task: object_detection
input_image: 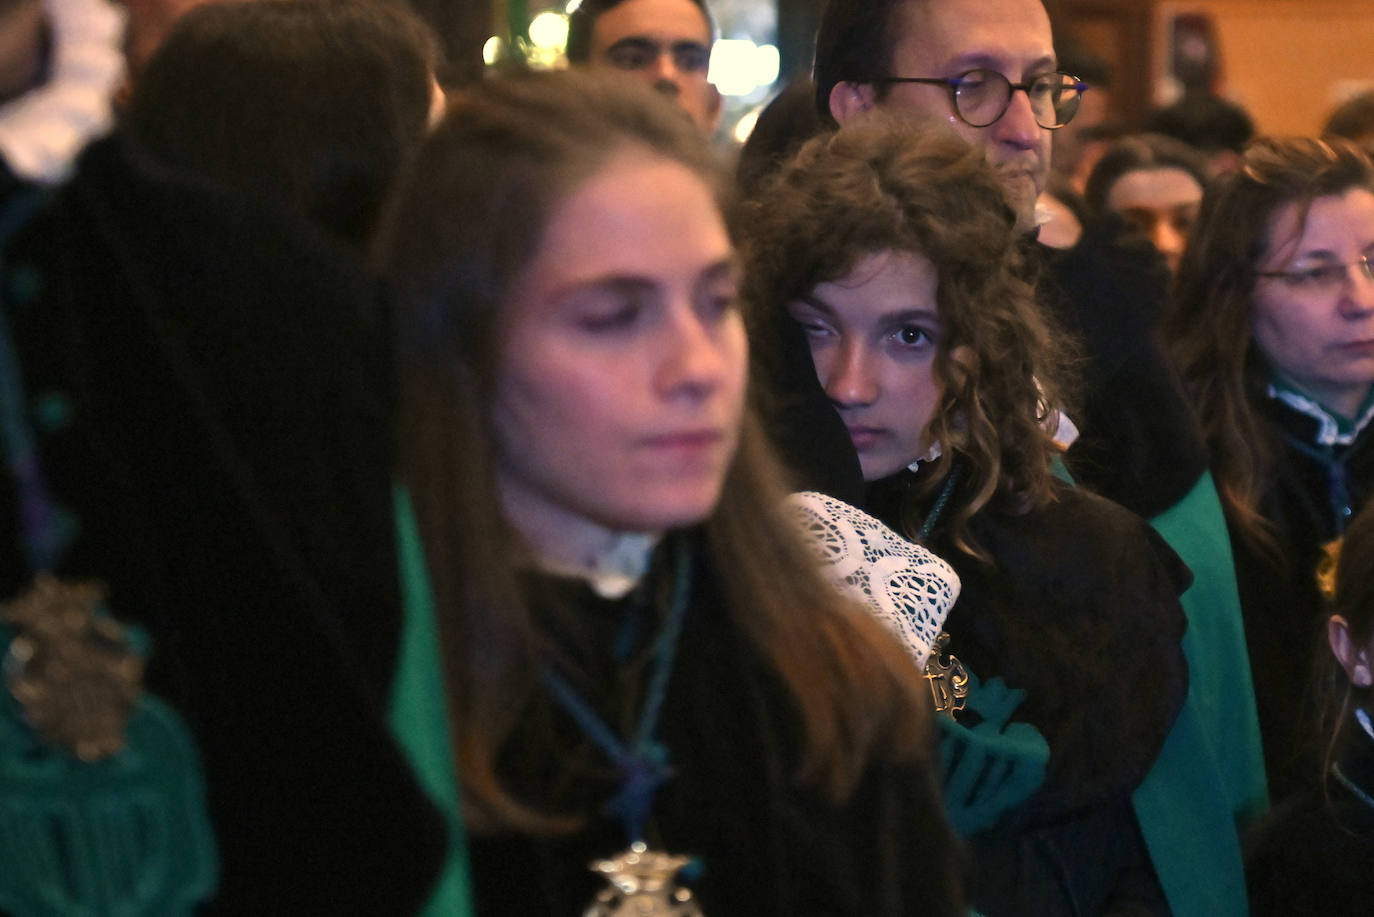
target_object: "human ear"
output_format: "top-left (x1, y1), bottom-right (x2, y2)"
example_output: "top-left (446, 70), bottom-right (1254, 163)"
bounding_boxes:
top-left (829, 81), bottom-right (876, 125)
top-left (1330, 615), bottom-right (1373, 687)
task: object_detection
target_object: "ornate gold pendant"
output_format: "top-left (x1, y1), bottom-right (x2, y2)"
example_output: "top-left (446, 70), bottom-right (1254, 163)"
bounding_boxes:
top-left (924, 631), bottom-right (969, 716)
top-left (2, 574), bottom-right (143, 761)
top-left (585, 842), bottom-right (703, 917)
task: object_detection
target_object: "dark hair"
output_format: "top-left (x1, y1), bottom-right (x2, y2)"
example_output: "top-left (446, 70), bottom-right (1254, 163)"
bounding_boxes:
top-left (565, 0), bottom-right (715, 63)
top-left (125, 0), bottom-right (438, 249)
top-left (1083, 132), bottom-right (1210, 216)
top-left (1316, 501), bottom-right (1374, 786)
top-left (1143, 92), bottom-right (1254, 155)
top-left (735, 77), bottom-right (825, 199)
top-left (738, 114), bottom-right (1070, 556)
top-left (811, 0), bottom-right (907, 123)
top-left (1167, 136), bottom-right (1374, 553)
top-left (374, 70), bottom-right (933, 833)
top-left (1323, 90), bottom-right (1374, 148)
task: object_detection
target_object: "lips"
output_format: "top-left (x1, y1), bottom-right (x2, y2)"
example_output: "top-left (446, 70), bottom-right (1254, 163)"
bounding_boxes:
top-left (845, 425), bottom-right (885, 451)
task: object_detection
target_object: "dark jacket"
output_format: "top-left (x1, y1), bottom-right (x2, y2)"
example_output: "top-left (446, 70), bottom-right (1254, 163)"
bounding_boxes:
top-left (1232, 391), bottom-right (1374, 801)
top-left (467, 532), bottom-right (971, 916)
top-left (867, 470), bottom-right (1190, 916)
top-left (0, 132), bottom-right (447, 914)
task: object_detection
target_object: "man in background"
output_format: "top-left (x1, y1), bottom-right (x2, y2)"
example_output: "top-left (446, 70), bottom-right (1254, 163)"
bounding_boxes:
top-left (566, 0), bottom-right (721, 134)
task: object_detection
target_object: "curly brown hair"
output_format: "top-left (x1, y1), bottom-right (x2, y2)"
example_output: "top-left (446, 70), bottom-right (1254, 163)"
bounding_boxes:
top-left (1167, 136), bottom-right (1374, 555)
top-left (736, 114), bottom-right (1071, 555)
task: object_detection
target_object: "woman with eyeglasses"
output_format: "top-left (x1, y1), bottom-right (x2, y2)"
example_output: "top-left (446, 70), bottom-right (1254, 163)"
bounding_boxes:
top-left (374, 70), bottom-right (969, 916)
top-left (1167, 136), bottom-right (1374, 804)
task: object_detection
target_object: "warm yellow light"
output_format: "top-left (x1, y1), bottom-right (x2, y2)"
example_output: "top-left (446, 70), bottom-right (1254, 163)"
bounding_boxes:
top-left (707, 40), bottom-right (781, 97)
top-left (529, 11), bottom-right (569, 51)
top-left (482, 36), bottom-right (505, 66)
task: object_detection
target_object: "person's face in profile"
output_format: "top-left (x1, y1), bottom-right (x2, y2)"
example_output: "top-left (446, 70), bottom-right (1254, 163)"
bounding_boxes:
top-left (586, 0), bottom-right (722, 134)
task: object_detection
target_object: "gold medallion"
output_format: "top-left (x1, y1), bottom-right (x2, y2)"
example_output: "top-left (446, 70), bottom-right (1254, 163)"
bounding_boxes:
top-left (585, 841), bottom-right (703, 917)
top-left (2, 574), bottom-right (143, 761)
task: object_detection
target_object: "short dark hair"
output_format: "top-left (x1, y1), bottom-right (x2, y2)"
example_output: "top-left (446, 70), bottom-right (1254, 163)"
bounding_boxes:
top-left (1323, 90), bottom-right (1374, 147)
top-left (1083, 132), bottom-right (1210, 216)
top-left (1143, 92), bottom-right (1255, 155)
top-left (811, 0), bottom-right (907, 123)
top-left (565, 0), bottom-right (715, 64)
top-left (126, 0), bottom-right (439, 249)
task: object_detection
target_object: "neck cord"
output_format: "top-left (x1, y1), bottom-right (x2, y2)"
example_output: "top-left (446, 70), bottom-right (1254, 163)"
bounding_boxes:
top-left (541, 538), bottom-right (691, 843)
top-left (918, 466), bottom-right (961, 542)
top-left (1331, 761), bottom-right (1374, 813)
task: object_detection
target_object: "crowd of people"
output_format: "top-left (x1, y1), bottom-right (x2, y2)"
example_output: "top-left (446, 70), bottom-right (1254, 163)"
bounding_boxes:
top-left (2, 0), bottom-right (1373, 914)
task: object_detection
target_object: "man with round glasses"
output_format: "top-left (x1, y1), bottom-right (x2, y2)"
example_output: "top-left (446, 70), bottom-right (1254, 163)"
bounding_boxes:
top-left (815, 0), bottom-right (1075, 232)
top-left (808, 3), bottom-right (1264, 917)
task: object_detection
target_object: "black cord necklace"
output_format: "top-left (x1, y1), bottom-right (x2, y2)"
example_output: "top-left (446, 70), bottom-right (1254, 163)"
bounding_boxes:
top-left (541, 538), bottom-right (704, 915)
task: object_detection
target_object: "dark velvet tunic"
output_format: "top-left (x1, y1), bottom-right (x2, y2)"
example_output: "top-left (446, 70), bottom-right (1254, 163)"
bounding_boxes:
top-left (0, 133), bottom-right (447, 914)
top-left (867, 470), bottom-right (1190, 916)
top-left (1231, 393), bottom-right (1374, 802)
top-left (1245, 712), bottom-right (1374, 916)
top-left (467, 534), bottom-right (970, 916)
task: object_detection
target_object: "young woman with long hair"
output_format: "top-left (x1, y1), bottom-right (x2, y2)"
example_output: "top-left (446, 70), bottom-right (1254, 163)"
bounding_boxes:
top-left (738, 114), bottom-right (1208, 916)
top-left (373, 70), bottom-right (967, 915)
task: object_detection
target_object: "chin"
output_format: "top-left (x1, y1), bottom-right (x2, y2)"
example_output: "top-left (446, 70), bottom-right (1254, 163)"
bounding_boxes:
top-left (604, 485), bottom-right (725, 534)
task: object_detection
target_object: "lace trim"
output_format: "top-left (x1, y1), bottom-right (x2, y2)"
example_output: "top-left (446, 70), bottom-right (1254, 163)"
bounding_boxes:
top-left (786, 491), bottom-right (960, 667)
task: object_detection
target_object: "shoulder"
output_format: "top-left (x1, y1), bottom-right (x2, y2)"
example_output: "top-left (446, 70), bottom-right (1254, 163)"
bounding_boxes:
top-left (974, 483), bottom-right (1192, 601)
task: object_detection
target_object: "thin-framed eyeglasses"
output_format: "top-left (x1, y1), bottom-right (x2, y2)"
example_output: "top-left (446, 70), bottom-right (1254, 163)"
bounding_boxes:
top-left (1257, 248), bottom-right (1374, 293)
top-left (871, 69), bottom-right (1087, 130)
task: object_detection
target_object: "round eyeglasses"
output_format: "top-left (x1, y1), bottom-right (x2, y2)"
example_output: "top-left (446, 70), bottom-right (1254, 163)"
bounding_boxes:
top-left (873, 69), bottom-right (1087, 130)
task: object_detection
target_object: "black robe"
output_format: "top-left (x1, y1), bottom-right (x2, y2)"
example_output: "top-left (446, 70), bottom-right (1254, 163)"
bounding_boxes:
top-left (0, 133), bottom-right (447, 914)
top-left (467, 533), bottom-right (971, 916)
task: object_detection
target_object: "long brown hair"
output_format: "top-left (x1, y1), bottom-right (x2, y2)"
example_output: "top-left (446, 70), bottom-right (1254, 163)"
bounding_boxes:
top-left (373, 71), bottom-right (934, 833)
top-left (737, 115), bottom-right (1072, 556)
top-left (1317, 502), bottom-right (1374, 787)
top-left (1167, 136), bottom-right (1374, 554)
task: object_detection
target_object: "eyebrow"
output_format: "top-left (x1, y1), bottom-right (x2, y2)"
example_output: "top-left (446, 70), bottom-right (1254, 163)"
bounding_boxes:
top-left (548, 257), bottom-right (738, 302)
top-left (796, 292), bottom-right (937, 325)
top-left (605, 36), bottom-right (710, 53)
top-left (943, 52), bottom-right (1058, 76)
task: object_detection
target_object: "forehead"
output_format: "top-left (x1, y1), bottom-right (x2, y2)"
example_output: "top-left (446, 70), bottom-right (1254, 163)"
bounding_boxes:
top-left (526, 154), bottom-right (729, 287)
top-left (891, 0), bottom-right (1054, 76)
top-left (809, 250), bottom-right (940, 321)
top-left (1106, 168), bottom-right (1205, 209)
top-left (1264, 187), bottom-right (1374, 262)
top-left (590, 0), bottom-right (712, 50)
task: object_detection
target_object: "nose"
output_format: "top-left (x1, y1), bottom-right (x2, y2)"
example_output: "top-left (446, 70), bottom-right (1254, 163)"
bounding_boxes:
top-left (651, 53), bottom-right (683, 94)
top-left (990, 86), bottom-right (1042, 150)
top-left (1340, 258), bottom-right (1374, 317)
top-left (822, 340), bottom-right (879, 408)
top-left (1151, 221), bottom-right (1187, 273)
top-left (657, 304), bottom-right (733, 399)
